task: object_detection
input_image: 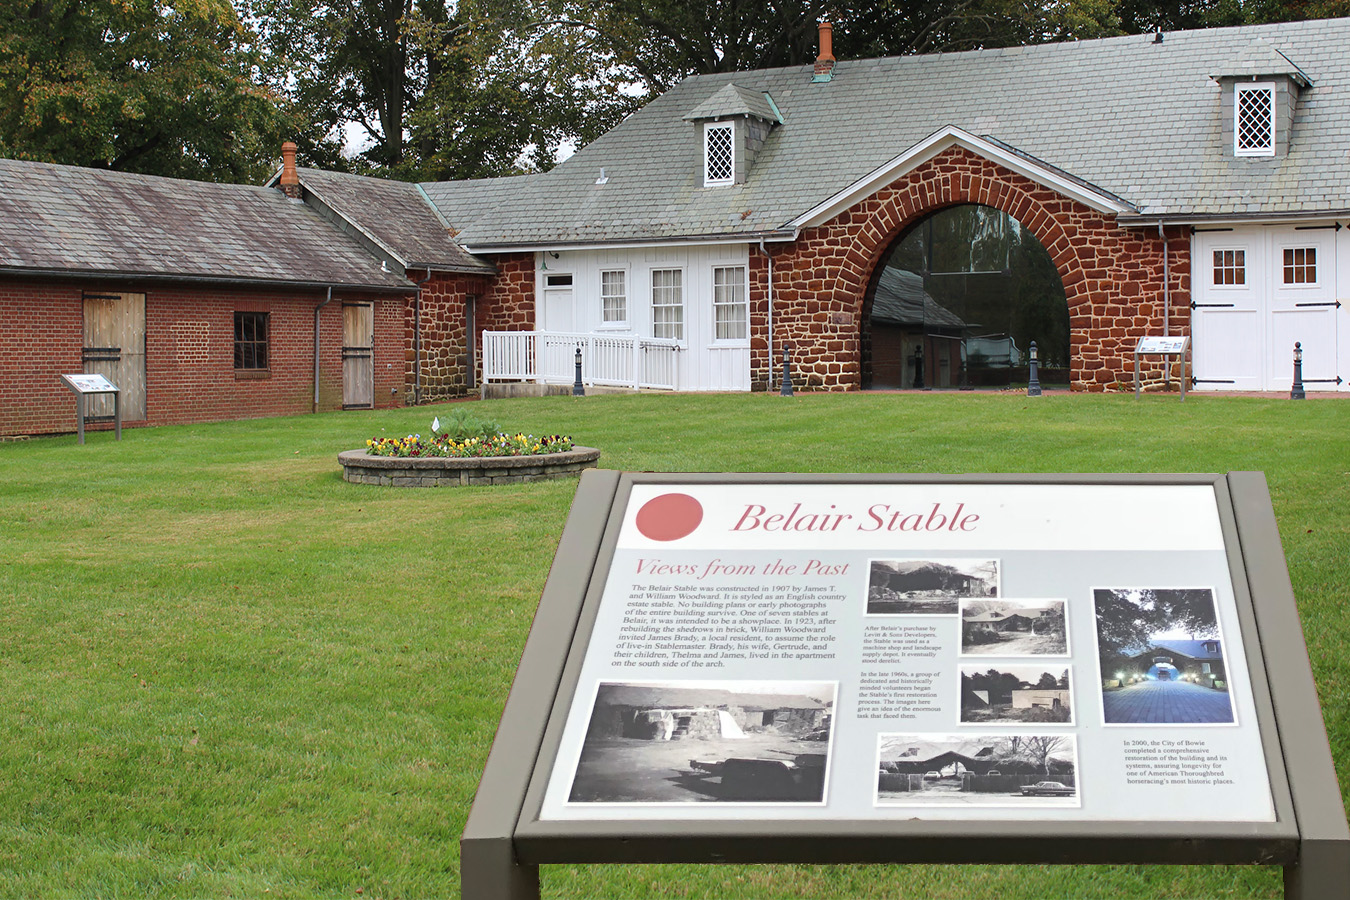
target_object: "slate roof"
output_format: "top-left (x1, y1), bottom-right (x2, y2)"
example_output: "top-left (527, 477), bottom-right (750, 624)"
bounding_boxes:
top-left (682, 83), bottom-right (782, 123)
top-left (0, 159), bottom-right (412, 291)
top-left (418, 17), bottom-right (1350, 248)
top-left (289, 167), bottom-right (493, 273)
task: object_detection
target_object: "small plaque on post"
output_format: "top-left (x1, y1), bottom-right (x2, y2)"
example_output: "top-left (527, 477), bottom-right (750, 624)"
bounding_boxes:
top-left (1133, 336), bottom-right (1191, 399)
top-left (60, 373), bottom-right (121, 444)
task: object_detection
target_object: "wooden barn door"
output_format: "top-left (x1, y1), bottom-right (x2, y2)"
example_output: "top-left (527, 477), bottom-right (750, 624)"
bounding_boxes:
top-left (342, 302), bottom-right (374, 409)
top-left (82, 292), bottom-right (146, 420)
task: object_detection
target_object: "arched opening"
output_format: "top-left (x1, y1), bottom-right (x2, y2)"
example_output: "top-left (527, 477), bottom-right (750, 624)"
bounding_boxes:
top-left (862, 204), bottom-right (1070, 390)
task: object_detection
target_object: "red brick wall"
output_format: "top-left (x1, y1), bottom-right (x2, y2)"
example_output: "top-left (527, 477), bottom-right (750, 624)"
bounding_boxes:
top-left (754, 146), bottom-right (1190, 391)
top-left (0, 278), bottom-right (409, 436)
top-left (408, 272), bottom-right (492, 402)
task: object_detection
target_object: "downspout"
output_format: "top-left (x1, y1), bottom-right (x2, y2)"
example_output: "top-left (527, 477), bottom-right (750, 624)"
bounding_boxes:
top-left (759, 239), bottom-right (774, 386)
top-left (1159, 222), bottom-right (1170, 336)
top-left (314, 287), bottom-right (333, 413)
top-left (412, 267), bottom-right (433, 405)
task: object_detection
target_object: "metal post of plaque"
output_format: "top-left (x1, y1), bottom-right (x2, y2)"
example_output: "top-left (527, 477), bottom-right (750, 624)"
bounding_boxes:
top-left (1134, 336), bottom-right (1190, 401)
top-left (60, 374), bottom-right (121, 444)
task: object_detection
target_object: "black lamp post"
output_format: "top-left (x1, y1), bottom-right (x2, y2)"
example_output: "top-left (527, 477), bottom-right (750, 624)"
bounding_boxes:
top-left (1290, 342), bottom-right (1305, 400)
top-left (780, 344), bottom-right (794, 396)
top-left (1027, 340), bottom-right (1042, 397)
top-left (572, 345), bottom-right (585, 396)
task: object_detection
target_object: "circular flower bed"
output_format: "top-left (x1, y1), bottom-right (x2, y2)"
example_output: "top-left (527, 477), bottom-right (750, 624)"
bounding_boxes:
top-left (341, 414), bottom-right (598, 487)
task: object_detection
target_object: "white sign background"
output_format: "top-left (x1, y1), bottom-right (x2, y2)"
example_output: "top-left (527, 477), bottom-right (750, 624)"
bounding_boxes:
top-left (539, 483), bottom-right (1275, 823)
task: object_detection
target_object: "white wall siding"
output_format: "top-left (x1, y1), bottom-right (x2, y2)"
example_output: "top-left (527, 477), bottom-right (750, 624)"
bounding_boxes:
top-left (533, 244), bottom-right (752, 391)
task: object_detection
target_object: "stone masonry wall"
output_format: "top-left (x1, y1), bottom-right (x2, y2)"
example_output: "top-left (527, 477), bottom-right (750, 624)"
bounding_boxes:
top-left (751, 146), bottom-right (1191, 391)
top-left (473, 252), bottom-right (535, 386)
top-left (408, 272), bottom-right (492, 402)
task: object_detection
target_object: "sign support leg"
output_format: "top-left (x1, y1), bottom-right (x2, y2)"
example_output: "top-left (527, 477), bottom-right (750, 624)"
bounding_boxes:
top-left (461, 836), bottom-right (540, 900)
top-left (77, 395), bottom-right (85, 445)
top-left (114, 392), bottom-right (122, 441)
top-left (1285, 839), bottom-right (1350, 899)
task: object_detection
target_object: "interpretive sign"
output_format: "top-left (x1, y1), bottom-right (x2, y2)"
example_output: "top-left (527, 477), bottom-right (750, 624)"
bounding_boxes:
top-left (1134, 335), bottom-right (1191, 399)
top-left (59, 372), bottom-right (121, 444)
top-left (462, 472), bottom-right (1348, 899)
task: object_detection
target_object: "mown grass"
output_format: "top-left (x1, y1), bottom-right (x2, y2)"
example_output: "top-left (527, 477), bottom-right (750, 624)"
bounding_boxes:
top-left (1, 391), bottom-right (1346, 899)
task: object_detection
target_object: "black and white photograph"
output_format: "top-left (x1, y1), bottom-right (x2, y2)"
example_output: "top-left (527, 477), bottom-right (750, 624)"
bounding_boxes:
top-left (959, 665), bottom-right (1073, 725)
top-left (567, 680), bottom-right (836, 804)
top-left (876, 733), bottom-right (1079, 807)
top-left (866, 558), bottom-right (999, 615)
top-left (1093, 588), bottom-right (1234, 725)
top-left (960, 599), bottom-right (1068, 656)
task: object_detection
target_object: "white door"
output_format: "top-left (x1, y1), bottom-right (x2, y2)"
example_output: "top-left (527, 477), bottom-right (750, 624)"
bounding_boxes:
top-left (542, 286), bottom-right (575, 381)
top-left (1191, 227), bottom-right (1341, 391)
top-left (1268, 231), bottom-right (1338, 391)
top-left (1191, 233), bottom-right (1262, 390)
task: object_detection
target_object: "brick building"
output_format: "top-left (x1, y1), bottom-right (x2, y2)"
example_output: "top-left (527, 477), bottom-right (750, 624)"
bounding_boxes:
top-left (5, 18), bottom-right (1349, 436)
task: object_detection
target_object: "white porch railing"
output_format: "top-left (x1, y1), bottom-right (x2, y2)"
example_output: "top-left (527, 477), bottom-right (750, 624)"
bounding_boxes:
top-left (482, 331), bottom-right (682, 391)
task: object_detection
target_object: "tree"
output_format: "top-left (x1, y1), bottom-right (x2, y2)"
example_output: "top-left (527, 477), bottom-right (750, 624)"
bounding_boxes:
top-left (1020, 735), bottom-right (1071, 775)
top-left (1093, 588), bottom-right (1219, 659)
top-left (0, 0), bottom-right (295, 182)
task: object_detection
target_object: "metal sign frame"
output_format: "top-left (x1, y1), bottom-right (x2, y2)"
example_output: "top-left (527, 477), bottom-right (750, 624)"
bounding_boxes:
top-left (462, 471), bottom-right (1347, 899)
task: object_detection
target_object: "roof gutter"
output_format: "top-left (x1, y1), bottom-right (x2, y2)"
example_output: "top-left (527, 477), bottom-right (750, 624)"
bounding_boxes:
top-left (0, 266), bottom-right (415, 295)
top-left (461, 230), bottom-right (799, 255)
top-left (1117, 211), bottom-right (1350, 227)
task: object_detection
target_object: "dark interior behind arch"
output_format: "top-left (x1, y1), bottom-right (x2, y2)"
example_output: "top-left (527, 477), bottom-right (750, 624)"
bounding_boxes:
top-left (862, 204), bottom-right (1070, 390)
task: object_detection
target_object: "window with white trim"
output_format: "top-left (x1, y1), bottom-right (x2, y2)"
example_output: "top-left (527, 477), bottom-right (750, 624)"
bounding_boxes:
top-left (713, 266), bottom-right (747, 340)
top-left (1283, 247), bottom-right (1316, 284)
top-left (1235, 83), bottom-right (1275, 156)
top-left (1213, 249), bottom-right (1246, 285)
top-left (600, 270), bottom-right (627, 324)
top-left (704, 123), bottom-right (734, 186)
top-left (651, 269), bottom-right (683, 340)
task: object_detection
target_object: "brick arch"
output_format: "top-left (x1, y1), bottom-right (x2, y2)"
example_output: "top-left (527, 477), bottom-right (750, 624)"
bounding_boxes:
top-left (760, 145), bottom-right (1185, 391)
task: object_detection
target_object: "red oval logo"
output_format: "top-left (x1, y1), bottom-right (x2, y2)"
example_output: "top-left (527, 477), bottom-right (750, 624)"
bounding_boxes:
top-left (635, 493), bottom-right (703, 541)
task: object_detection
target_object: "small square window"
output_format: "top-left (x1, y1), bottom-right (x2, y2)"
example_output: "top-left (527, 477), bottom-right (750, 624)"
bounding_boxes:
top-left (601, 270), bottom-right (627, 324)
top-left (1213, 249), bottom-right (1245, 285)
top-left (704, 123), bottom-right (734, 186)
top-left (1283, 247), bottom-right (1316, 284)
top-left (1235, 83), bottom-right (1275, 157)
top-left (713, 266), bottom-right (747, 340)
top-left (234, 311), bottom-right (268, 369)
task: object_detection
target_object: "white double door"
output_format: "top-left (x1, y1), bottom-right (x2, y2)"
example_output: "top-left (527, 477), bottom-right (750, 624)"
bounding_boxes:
top-left (1192, 226), bottom-right (1343, 391)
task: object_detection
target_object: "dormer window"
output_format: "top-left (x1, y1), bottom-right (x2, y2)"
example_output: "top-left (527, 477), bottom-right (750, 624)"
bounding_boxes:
top-left (704, 123), bottom-right (734, 186)
top-left (1235, 82), bottom-right (1275, 156)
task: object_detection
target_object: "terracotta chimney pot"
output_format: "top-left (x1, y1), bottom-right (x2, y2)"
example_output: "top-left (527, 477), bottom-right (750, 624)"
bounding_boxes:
top-left (814, 21), bottom-right (836, 81)
top-left (279, 141), bottom-right (301, 198)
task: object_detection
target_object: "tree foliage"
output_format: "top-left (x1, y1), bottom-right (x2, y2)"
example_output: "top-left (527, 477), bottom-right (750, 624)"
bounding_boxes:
top-left (0, 0), bottom-right (295, 182)
top-left (1093, 588), bottom-right (1220, 659)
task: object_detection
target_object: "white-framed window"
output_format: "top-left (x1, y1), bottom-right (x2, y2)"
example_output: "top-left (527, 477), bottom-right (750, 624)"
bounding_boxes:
top-left (704, 122), bottom-right (734, 186)
top-left (1282, 246), bottom-right (1317, 284)
top-left (712, 265), bottom-right (748, 340)
top-left (600, 269), bottom-right (627, 325)
top-left (1212, 249), bottom-right (1246, 286)
top-left (1235, 83), bottom-right (1275, 157)
top-left (651, 268), bottom-right (684, 340)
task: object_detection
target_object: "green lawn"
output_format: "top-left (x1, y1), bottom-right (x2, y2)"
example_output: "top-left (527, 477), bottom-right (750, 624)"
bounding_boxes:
top-left (1, 391), bottom-right (1345, 899)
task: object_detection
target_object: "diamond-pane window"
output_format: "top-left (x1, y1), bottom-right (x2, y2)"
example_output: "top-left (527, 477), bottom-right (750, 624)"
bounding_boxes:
top-left (1283, 247), bottom-right (1316, 284)
top-left (704, 123), bottom-right (734, 185)
top-left (1235, 84), bottom-right (1274, 156)
top-left (1213, 249), bottom-right (1245, 285)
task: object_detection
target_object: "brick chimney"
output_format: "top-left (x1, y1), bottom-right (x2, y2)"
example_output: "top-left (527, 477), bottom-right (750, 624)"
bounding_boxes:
top-left (813, 21), bottom-right (835, 82)
top-left (279, 141), bottom-right (301, 199)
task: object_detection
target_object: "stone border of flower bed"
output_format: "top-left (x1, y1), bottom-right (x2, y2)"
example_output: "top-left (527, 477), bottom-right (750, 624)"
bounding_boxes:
top-left (338, 447), bottom-right (601, 487)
